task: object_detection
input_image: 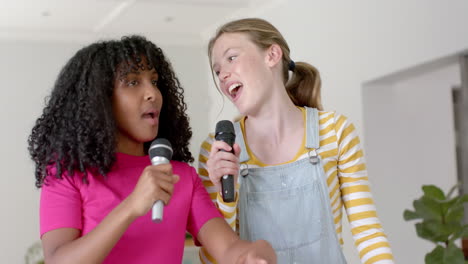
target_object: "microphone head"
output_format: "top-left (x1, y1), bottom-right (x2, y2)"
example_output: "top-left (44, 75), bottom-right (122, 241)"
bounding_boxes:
top-left (215, 120), bottom-right (235, 145)
top-left (149, 138), bottom-right (173, 160)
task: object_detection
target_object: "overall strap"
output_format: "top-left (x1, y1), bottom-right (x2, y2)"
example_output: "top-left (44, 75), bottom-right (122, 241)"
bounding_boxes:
top-left (305, 107), bottom-right (320, 164)
top-left (305, 107), bottom-right (320, 149)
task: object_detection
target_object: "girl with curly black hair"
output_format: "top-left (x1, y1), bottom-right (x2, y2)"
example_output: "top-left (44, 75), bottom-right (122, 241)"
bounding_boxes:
top-left (28, 35), bottom-right (276, 264)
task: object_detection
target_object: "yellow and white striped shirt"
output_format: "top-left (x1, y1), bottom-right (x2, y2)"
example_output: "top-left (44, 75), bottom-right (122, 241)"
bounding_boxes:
top-left (197, 110), bottom-right (394, 264)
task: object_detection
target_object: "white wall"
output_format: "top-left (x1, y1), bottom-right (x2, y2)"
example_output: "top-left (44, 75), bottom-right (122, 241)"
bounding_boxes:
top-left (203, 0), bottom-right (468, 263)
top-left (363, 59), bottom-right (460, 263)
top-left (0, 39), bottom-right (206, 263)
top-left (0, 40), bottom-right (81, 263)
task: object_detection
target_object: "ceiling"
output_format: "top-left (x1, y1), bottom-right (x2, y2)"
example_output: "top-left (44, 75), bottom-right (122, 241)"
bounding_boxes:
top-left (0, 0), bottom-right (270, 45)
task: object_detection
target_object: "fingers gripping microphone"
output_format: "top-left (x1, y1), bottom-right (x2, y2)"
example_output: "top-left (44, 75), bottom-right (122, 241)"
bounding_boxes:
top-left (215, 120), bottom-right (236, 203)
top-left (149, 138), bottom-right (173, 223)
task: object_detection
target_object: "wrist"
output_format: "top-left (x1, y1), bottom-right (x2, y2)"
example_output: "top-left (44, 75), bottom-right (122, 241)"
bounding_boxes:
top-left (119, 196), bottom-right (139, 222)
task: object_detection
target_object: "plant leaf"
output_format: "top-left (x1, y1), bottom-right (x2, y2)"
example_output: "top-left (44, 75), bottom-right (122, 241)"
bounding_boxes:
top-left (423, 185), bottom-right (446, 200)
top-left (416, 221), bottom-right (450, 243)
top-left (425, 244), bottom-right (465, 264)
top-left (445, 194), bottom-right (468, 224)
top-left (414, 197), bottom-right (443, 222)
top-left (445, 201), bottom-right (464, 224)
top-left (425, 245), bottom-right (444, 264)
top-left (450, 224), bottom-right (468, 242)
top-left (403, 210), bottom-right (421, 221)
top-left (441, 196), bottom-right (460, 217)
top-left (444, 242), bottom-right (465, 264)
top-left (459, 194), bottom-right (468, 203)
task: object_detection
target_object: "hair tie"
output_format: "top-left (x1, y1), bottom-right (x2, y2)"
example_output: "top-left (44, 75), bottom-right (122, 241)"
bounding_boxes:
top-left (288, 60), bottom-right (296, 71)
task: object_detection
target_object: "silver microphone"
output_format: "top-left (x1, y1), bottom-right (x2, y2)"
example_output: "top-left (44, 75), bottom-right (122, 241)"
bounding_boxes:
top-left (148, 138), bottom-right (173, 223)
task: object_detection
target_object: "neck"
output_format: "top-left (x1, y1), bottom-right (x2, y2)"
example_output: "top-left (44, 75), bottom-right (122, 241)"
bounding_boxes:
top-left (245, 83), bottom-right (303, 145)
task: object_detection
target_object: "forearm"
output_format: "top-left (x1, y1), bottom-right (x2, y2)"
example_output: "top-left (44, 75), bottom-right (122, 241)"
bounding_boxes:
top-left (45, 198), bottom-right (136, 264)
top-left (198, 218), bottom-right (275, 264)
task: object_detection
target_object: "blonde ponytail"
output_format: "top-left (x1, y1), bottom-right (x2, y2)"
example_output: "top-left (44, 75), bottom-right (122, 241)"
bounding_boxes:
top-left (286, 61), bottom-right (323, 110)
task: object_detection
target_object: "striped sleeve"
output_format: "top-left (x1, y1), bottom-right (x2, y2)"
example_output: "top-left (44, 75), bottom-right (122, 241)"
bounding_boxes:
top-left (317, 111), bottom-right (343, 244)
top-left (197, 134), bottom-right (239, 264)
top-left (334, 113), bottom-right (394, 264)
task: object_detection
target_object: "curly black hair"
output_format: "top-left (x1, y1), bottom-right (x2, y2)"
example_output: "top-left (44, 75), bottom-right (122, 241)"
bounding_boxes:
top-left (28, 35), bottom-right (193, 188)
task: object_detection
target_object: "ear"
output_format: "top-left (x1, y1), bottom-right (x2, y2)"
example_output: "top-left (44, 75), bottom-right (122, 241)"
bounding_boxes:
top-left (264, 44), bottom-right (283, 68)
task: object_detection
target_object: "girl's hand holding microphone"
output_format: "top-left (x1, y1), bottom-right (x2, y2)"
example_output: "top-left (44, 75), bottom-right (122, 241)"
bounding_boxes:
top-left (207, 140), bottom-right (241, 196)
top-left (125, 163), bottom-right (179, 218)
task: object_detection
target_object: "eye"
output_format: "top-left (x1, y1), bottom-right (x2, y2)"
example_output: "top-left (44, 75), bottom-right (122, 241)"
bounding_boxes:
top-left (151, 79), bottom-right (158, 86)
top-left (127, 80), bottom-right (138, 86)
top-left (228, 55), bottom-right (237, 62)
top-left (214, 71), bottom-right (220, 76)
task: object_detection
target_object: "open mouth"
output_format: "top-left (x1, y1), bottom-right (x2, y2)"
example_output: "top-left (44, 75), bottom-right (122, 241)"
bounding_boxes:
top-left (142, 110), bottom-right (159, 125)
top-left (142, 112), bottom-right (156, 119)
top-left (228, 83), bottom-right (243, 100)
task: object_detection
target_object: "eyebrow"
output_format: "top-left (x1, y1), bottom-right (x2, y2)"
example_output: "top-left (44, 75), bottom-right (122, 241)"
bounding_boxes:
top-left (118, 70), bottom-right (158, 83)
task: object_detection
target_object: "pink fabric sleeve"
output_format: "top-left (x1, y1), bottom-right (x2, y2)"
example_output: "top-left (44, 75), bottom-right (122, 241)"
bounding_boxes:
top-left (185, 165), bottom-right (222, 244)
top-left (40, 173), bottom-right (83, 237)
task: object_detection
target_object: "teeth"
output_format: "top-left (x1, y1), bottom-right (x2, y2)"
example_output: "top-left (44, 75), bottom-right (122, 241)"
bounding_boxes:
top-left (228, 83), bottom-right (241, 95)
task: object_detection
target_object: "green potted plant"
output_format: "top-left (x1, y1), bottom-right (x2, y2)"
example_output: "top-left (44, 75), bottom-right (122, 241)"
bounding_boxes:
top-left (403, 184), bottom-right (468, 264)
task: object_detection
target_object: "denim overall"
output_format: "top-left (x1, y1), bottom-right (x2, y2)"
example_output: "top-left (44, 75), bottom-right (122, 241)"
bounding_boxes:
top-left (234, 107), bottom-right (347, 264)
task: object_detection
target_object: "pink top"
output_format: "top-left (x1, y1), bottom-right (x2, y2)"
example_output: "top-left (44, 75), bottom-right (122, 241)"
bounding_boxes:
top-left (40, 153), bottom-right (221, 264)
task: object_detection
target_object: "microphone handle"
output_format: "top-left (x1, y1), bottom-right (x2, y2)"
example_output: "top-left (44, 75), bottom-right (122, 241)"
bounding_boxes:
top-left (220, 148), bottom-right (235, 203)
top-left (221, 174), bottom-right (235, 202)
top-left (151, 157), bottom-right (170, 223)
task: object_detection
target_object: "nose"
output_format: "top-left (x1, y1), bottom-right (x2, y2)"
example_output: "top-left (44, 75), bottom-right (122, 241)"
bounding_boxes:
top-left (218, 69), bottom-right (230, 83)
top-left (143, 82), bottom-right (157, 101)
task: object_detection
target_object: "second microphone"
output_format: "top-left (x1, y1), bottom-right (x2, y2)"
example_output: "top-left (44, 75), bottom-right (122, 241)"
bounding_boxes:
top-left (215, 120), bottom-right (236, 203)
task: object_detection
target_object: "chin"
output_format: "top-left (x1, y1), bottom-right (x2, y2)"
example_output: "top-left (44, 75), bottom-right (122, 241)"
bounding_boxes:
top-left (139, 133), bottom-right (158, 143)
top-left (236, 103), bottom-right (254, 117)
top-left (145, 135), bottom-right (158, 142)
